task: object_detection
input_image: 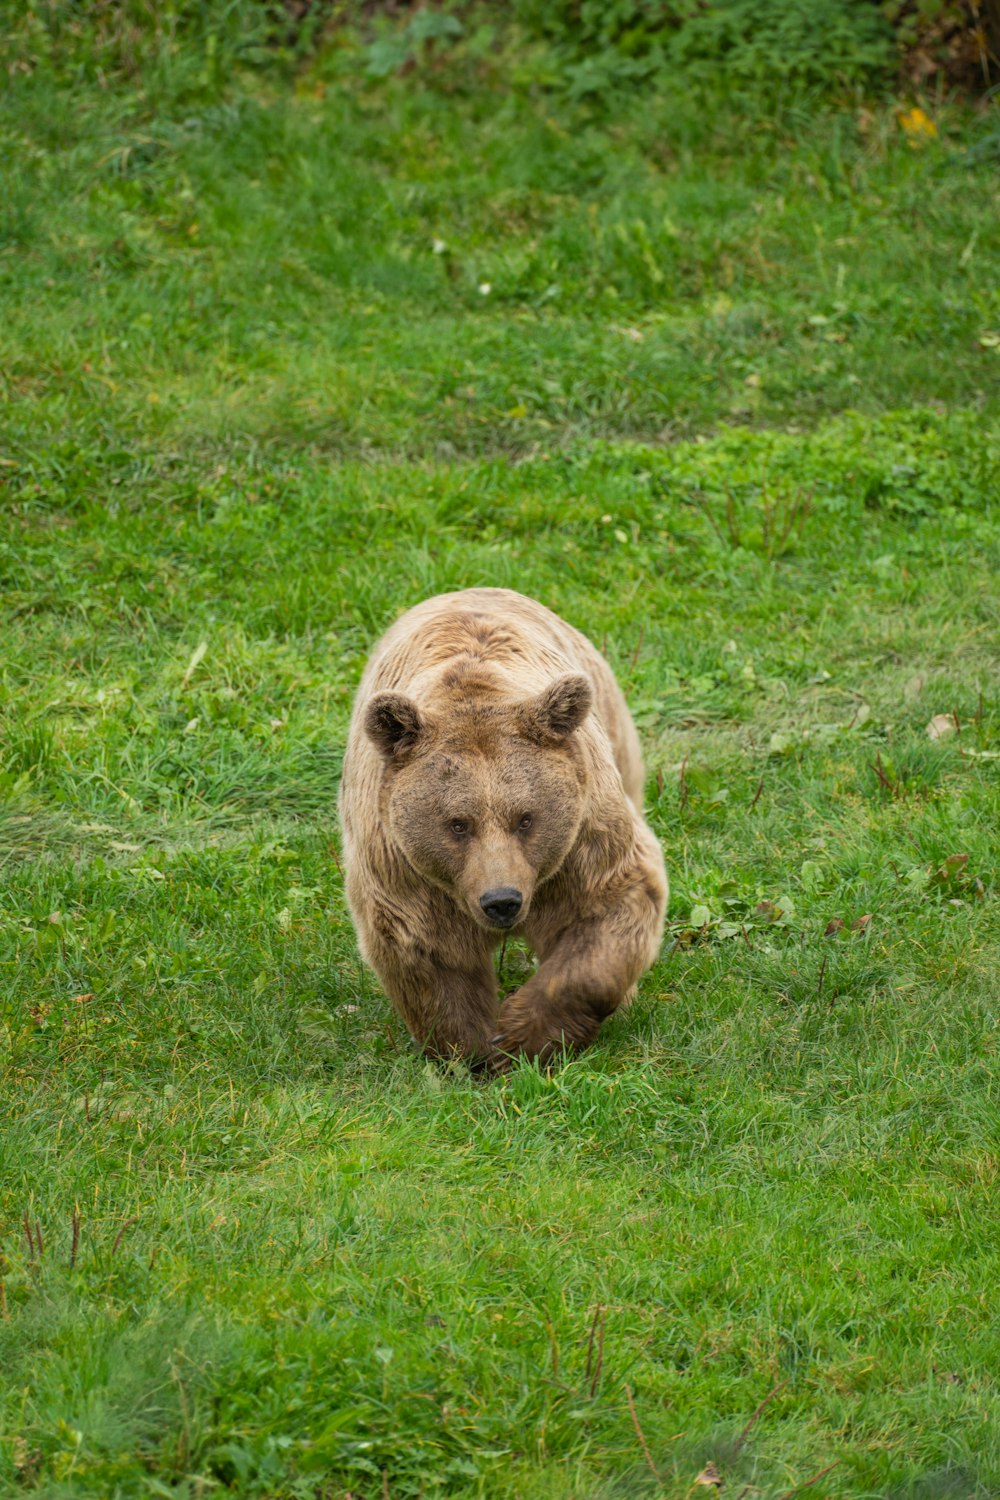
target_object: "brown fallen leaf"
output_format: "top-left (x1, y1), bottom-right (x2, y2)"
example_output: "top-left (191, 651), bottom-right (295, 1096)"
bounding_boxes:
top-left (824, 918), bottom-right (844, 937)
top-left (930, 853), bottom-right (969, 887)
top-left (852, 914), bottom-right (873, 932)
top-left (926, 713), bottom-right (955, 740)
top-left (694, 1461), bottom-right (723, 1488)
top-left (11, 1440), bottom-right (41, 1481)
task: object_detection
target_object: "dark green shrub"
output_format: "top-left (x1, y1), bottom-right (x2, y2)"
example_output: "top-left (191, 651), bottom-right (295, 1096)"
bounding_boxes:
top-left (510, 0), bottom-right (896, 93)
top-left (510, 0), bottom-right (689, 53)
top-left (8, 0), bottom-right (997, 98)
top-left (667, 0), bottom-right (896, 86)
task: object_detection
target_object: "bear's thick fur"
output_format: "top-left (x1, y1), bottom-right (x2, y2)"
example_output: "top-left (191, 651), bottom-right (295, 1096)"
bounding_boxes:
top-left (339, 588), bottom-right (667, 1066)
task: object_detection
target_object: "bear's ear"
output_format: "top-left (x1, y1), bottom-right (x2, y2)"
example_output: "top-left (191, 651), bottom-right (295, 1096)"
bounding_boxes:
top-left (364, 692), bottom-right (424, 760)
top-left (523, 674), bottom-right (592, 742)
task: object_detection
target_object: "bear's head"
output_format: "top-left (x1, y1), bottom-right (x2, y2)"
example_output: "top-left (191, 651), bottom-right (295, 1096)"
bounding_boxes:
top-left (364, 674), bottom-right (592, 932)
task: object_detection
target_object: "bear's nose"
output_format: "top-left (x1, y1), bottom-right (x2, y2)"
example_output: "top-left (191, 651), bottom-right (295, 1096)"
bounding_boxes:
top-left (480, 888), bottom-right (523, 927)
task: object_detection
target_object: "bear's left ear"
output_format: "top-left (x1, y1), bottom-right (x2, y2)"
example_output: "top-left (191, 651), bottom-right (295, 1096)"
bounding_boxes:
top-left (522, 674), bottom-right (592, 742)
top-left (364, 692), bottom-right (424, 760)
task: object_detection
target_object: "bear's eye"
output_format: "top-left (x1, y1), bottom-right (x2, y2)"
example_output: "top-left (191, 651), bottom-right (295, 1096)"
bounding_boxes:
top-left (518, 813), bottom-right (533, 832)
top-left (450, 818), bottom-right (469, 837)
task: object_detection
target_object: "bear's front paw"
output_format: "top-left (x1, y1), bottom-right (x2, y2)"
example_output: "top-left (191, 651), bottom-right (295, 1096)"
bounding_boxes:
top-left (488, 987), bottom-right (600, 1070)
top-left (488, 994), bottom-right (549, 1070)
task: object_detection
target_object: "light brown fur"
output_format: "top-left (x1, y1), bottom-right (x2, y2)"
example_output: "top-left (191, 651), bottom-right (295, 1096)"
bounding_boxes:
top-left (338, 588), bottom-right (667, 1067)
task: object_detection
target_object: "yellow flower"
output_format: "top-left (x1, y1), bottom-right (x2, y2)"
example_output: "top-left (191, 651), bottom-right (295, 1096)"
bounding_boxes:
top-left (897, 106), bottom-right (937, 146)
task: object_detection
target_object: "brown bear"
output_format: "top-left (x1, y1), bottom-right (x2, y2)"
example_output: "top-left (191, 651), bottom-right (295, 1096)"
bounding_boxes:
top-left (338, 588), bottom-right (667, 1068)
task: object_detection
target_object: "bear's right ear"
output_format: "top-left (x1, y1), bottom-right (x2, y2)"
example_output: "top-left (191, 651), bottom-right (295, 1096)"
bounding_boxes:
top-left (364, 692), bottom-right (424, 760)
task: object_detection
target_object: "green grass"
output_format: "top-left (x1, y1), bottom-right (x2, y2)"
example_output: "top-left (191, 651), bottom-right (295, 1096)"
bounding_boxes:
top-left (2, 19), bottom-right (1000, 1500)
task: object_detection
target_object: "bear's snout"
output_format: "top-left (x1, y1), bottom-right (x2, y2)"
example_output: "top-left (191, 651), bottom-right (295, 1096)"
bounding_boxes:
top-left (479, 887), bottom-right (523, 929)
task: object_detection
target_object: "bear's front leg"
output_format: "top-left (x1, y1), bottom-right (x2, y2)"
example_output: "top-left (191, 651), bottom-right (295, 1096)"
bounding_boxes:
top-left (366, 934), bottom-right (500, 1064)
top-left (491, 874), bottom-right (664, 1067)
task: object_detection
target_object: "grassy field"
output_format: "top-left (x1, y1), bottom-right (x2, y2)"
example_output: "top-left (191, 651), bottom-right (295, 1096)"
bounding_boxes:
top-left (2, 15), bottom-right (1000, 1499)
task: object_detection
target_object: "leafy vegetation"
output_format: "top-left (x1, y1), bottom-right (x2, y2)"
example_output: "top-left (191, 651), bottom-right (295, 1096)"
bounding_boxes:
top-left (511, 0), bottom-right (997, 94)
top-left (512, 0), bottom-right (898, 95)
top-left (1, 10), bottom-right (999, 1499)
top-left (8, 0), bottom-right (999, 99)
